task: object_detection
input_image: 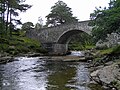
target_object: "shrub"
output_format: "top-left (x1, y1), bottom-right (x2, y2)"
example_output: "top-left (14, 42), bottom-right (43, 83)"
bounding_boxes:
top-left (111, 45), bottom-right (120, 55)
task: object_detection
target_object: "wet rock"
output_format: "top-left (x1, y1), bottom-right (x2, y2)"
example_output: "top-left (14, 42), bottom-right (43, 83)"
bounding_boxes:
top-left (84, 50), bottom-right (94, 60)
top-left (27, 53), bottom-right (42, 57)
top-left (0, 56), bottom-right (13, 64)
top-left (90, 70), bottom-right (100, 77)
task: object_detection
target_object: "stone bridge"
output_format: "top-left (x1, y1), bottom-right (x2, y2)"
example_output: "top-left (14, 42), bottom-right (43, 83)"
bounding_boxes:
top-left (26, 20), bottom-right (92, 55)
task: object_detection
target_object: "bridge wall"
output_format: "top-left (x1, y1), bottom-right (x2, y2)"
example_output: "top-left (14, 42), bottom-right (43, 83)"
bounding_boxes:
top-left (26, 20), bottom-right (92, 55)
top-left (53, 44), bottom-right (68, 55)
top-left (42, 43), bottom-right (68, 55)
top-left (42, 21), bottom-right (91, 43)
top-left (26, 20), bottom-right (92, 44)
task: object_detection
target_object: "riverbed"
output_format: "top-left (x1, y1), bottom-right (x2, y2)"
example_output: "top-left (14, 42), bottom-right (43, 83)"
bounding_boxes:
top-left (0, 56), bottom-right (91, 90)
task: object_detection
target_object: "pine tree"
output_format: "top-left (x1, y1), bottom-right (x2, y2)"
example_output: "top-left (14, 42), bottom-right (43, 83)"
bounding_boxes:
top-left (0, 0), bottom-right (31, 37)
top-left (46, 0), bottom-right (78, 27)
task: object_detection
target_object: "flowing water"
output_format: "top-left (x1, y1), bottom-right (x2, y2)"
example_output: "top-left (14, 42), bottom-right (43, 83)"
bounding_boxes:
top-left (0, 56), bottom-right (91, 90)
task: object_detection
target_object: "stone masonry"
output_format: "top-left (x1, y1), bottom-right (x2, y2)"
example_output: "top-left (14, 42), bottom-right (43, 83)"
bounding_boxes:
top-left (26, 20), bottom-right (92, 55)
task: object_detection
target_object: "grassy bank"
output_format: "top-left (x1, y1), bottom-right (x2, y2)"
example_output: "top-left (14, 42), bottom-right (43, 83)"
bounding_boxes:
top-left (0, 34), bottom-right (47, 56)
top-left (88, 45), bottom-right (120, 90)
top-left (93, 45), bottom-right (120, 64)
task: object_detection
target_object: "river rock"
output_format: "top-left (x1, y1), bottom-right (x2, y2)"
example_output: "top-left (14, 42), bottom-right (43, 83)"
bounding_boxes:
top-left (0, 56), bottom-right (12, 64)
top-left (90, 70), bottom-right (100, 77)
top-left (90, 62), bottom-right (120, 84)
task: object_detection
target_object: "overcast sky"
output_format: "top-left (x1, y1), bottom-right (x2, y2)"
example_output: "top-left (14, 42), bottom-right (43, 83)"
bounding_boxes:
top-left (19, 0), bottom-right (110, 25)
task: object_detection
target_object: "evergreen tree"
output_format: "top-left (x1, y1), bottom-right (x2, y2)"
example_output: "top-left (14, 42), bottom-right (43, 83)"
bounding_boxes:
top-left (46, 0), bottom-right (78, 27)
top-left (7, 0), bottom-right (31, 36)
top-left (0, 0), bottom-right (6, 36)
top-left (0, 0), bottom-right (31, 37)
top-left (22, 22), bottom-right (34, 31)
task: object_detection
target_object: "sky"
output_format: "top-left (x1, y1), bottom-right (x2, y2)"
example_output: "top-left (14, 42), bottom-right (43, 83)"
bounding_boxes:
top-left (19, 0), bottom-right (110, 25)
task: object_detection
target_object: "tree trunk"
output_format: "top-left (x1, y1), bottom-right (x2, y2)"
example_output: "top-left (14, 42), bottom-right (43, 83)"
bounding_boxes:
top-left (0, 0), bottom-right (6, 37)
top-left (6, 4), bottom-right (10, 34)
top-left (9, 9), bottom-right (12, 37)
top-left (3, 0), bottom-right (6, 34)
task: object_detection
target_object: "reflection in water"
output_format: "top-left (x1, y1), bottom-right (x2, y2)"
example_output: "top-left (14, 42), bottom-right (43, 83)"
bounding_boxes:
top-left (46, 61), bottom-right (76, 90)
top-left (66, 64), bottom-right (90, 90)
top-left (0, 57), bottom-right (90, 90)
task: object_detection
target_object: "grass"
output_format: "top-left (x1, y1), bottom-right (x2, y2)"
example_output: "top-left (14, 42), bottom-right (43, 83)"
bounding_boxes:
top-left (0, 33), bottom-right (47, 55)
top-left (99, 48), bottom-right (113, 55)
top-left (99, 45), bottom-right (120, 55)
top-left (92, 45), bottom-right (120, 65)
top-left (85, 45), bottom-right (95, 50)
top-left (68, 43), bottom-right (95, 51)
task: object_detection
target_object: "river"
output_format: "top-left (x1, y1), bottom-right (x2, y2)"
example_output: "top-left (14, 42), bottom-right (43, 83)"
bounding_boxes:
top-left (0, 55), bottom-right (91, 90)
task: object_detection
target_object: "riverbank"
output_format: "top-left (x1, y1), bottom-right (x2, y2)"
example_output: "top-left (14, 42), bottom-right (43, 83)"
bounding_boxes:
top-left (89, 59), bottom-right (120, 90)
top-left (0, 50), bottom-right (87, 64)
top-left (0, 46), bottom-right (120, 90)
top-left (81, 45), bottom-right (120, 90)
top-left (0, 52), bottom-right (13, 64)
top-left (0, 35), bottom-right (46, 64)
top-left (0, 56), bottom-right (91, 90)
top-left (0, 52), bottom-right (84, 64)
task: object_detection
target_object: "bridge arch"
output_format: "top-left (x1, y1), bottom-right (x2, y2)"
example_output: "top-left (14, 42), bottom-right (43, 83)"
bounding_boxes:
top-left (57, 29), bottom-right (89, 44)
top-left (26, 20), bottom-right (92, 55)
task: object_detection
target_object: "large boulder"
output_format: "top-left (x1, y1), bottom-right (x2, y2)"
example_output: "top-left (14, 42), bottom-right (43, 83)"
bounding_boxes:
top-left (96, 33), bottom-right (120, 49)
top-left (90, 62), bottom-right (120, 89)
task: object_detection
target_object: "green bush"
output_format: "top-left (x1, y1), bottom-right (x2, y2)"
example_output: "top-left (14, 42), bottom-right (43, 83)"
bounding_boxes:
top-left (0, 38), bottom-right (9, 44)
top-left (68, 43), bottom-right (84, 50)
top-left (0, 34), bottom-right (47, 55)
top-left (39, 48), bottom-right (48, 54)
top-left (111, 45), bottom-right (120, 54)
top-left (16, 46), bottom-right (30, 53)
top-left (0, 44), bottom-right (9, 51)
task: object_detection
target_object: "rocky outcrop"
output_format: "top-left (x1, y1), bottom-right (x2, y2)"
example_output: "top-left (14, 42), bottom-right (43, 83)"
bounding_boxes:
top-left (90, 61), bottom-right (120, 90)
top-left (96, 33), bottom-right (120, 49)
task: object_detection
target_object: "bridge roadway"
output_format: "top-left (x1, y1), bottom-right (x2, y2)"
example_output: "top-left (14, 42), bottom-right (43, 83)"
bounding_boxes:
top-left (26, 20), bottom-right (92, 55)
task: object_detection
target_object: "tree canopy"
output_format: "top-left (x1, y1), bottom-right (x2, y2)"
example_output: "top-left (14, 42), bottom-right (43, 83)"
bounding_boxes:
top-left (90, 0), bottom-right (120, 42)
top-left (0, 0), bottom-right (31, 37)
top-left (46, 0), bottom-right (78, 27)
top-left (22, 22), bottom-right (34, 31)
top-left (35, 17), bottom-right (43, 30)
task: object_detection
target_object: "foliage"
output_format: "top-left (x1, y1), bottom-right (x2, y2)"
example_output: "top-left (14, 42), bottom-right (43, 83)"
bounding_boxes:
top-left (0, 0), bottom-right (31, 37)
top-left (99, 48), bottom-right (113, 55)
top-left (85, 45), bottom-right (96, 50)
top-left (46, 0), bottom-right (78, 27)
top-left (68, 33), bottom-right (94, 50)
top-left (0, 1), bottom-right (47, 55)
top-left (0, 32), bottom-right (43, 55)
top-left (92, 45), bottom-right (120, 66)
top-left (35, 23), bottom-right (42, 30)
top-left (90, 0), bottom-right (120, 42)
top-left (94, 45), bottom-right (120, 56)
top-left (22, 22), bottom-right (34, 31)
top-left (111, 45), bottom-right (120, 54)
top-left (68, 42), bottom-right (84, 50)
